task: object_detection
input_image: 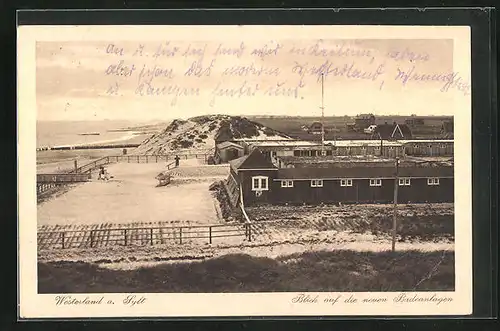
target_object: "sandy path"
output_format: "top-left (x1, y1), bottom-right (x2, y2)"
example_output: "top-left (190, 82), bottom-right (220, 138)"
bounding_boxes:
top-left (37, 162), bottom-right (228, 226)
top-left (38, 229), bottom-right (454, 269)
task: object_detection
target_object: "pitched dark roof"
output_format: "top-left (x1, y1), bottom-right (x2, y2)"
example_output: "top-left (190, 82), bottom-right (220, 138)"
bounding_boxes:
top-left (229, 149), bottom-right (277, 171)
top-left (228, 154), bottom-right (249, 171)
top-left (309, 122), bottom-right (323, 131)
top-left (373, 124), bottom-right (412, 139)
top-left (441, 121), bottom-right (454, 133)
top-left (277, 165), bottom-right (453, 180)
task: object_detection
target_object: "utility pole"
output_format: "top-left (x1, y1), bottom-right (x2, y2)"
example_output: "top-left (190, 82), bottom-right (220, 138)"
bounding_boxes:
top-left (320, 73), bottom-right (325, 156)
top-left (392, 157), bottom-right (400, 252)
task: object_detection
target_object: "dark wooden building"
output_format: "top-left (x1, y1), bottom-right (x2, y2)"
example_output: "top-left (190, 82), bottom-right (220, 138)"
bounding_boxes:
top-left (355, 114), bottom-right (376, 129)
top-left (441, 121), bottom-right (454, 138)
top-left (229, 149), bottom-right (278, 206)
top-left (402, 140), bottom-right (454, 157)
top-left (229, 149), bottom-right (454, 206)
top-left (308, 121), bottom-right (324, 135)
top-left (372, 123), bottom-right (413, 140)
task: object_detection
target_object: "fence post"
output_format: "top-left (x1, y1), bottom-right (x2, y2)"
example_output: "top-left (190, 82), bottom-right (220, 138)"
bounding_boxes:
top-left (156, 156), bottom-right (158, 163)
top-left (137, 155), bottom-right (140, 163)
top-left (61, 232), bottom-right (65, 249)
top-left (150, 228), bottom-right (154, 245)
top-left (128, 156), bottom-right (130, 163)
top-left (90, 230), bottom-right (95, 248)
top-left (209, 226), bottom-right (212, 244)
top-left (124, 229), bottom-right (128, 246)
top-left (179, 227), bottom-right (182, 244)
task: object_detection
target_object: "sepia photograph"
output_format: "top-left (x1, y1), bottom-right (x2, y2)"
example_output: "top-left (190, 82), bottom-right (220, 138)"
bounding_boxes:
top-left (18, 24), bottom-right (472, 317)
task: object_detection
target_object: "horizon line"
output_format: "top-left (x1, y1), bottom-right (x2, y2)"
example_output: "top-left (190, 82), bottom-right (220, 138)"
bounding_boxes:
top-left (36, 113), bottom-right (454, 122)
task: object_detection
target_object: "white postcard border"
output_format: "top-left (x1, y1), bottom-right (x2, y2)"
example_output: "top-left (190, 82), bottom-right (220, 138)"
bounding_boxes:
top-left (18, 25), bottom-right (472, 318)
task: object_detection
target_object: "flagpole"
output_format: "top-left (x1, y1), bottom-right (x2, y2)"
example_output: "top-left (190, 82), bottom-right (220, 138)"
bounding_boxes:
top-left (392, 157), bottom-right (400, 252)
top-left (321, 73), bottom-right (325, 155)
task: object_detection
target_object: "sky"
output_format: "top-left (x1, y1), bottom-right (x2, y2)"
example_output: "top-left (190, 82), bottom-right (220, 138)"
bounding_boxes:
top-left (35, 31), bottom-right (466, 122)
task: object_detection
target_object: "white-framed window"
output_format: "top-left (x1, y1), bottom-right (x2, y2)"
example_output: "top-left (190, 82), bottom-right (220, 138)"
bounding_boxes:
top-left (398, 178), bottom-right (411, 186)
top-left (251, 176), bottom-right (268, 191)
top-left (311, 179), bottom-right (323, 187)
top-left (427, 177), bottom-right (440, 186)
top-left (281, 180), bottom-right (294, 188)
top-left (370, 179), bottom-right (382, 187)
top-left (340, 179), bottom-right (353, 187)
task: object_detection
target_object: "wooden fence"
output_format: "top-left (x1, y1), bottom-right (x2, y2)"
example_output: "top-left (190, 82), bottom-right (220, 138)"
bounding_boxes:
top-left (37, 173), bottom-right (90, 183)
top-left (37, 173), bottom-right (91, 195)
top-left (37, 223), bottom-right (252, 250)
top-left (37, 151), bottom-right (214, 198)
top-left (71, 152), bottom-right (213, 174)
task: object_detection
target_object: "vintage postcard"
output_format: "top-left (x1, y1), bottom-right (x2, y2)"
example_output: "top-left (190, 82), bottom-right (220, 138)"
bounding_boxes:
top-left (18, 25), bottom-right (472, 318)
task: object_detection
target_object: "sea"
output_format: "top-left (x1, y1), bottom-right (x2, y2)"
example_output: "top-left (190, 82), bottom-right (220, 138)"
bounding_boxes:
top-left (36, 120), bottom-right (157, 149)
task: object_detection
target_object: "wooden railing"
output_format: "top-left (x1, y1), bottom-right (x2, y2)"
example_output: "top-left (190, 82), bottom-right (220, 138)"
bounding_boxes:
top-left (239, 185), bottom-right (252, 242)
top-left (37, 223), bottom-right (251, 250)
top-left (37, 151), bottom-right (213, 196)
top-left (70, 152), bottom-right (213, 175)
top-left (37, 173), bottom-right (90, 183)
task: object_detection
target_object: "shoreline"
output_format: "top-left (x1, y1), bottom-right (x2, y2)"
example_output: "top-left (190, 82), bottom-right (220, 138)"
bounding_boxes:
top-left (37, 131), bottom-right (147, 151)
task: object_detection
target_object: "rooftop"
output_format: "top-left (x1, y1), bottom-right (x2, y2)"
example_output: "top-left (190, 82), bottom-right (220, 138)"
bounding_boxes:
top-left (277, 155), bottom-right (454, 168)
top-left (216, 141), bottom-right (244, 149)
top-left (323, 140), bottom-right (403, 147)
top-left (237, 138), bottom-right (452, 149)
top-left (277, 164), bottom-right (454, 180)
top-left (278, 155), bottom-right (394, 164)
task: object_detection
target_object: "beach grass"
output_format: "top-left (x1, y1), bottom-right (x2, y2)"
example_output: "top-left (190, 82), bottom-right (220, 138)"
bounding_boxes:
top-left (38, 249), bottom-right (454, 293)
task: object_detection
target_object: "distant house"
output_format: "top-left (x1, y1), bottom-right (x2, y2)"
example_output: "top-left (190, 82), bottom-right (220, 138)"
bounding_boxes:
top-left (372, 123), bottom-right (412, 140)
top-left (405, 116), bottom-right (425, 127)
top-left (229, 149), bottom-right (454, 206)
top-left (355, 113), bottom-right (376, 130)
top-left (308, 121), bottom-right (324, 135)
top-left (214, 141), bottom-right (245, 164)
top-left (441, 121), bottom-right (454, 138)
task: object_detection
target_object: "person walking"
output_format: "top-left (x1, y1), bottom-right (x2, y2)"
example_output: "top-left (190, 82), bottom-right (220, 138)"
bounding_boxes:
top-left (98, 166), bottom-right (104, 180)
top-left (175, 155), bottom-right (180, 167)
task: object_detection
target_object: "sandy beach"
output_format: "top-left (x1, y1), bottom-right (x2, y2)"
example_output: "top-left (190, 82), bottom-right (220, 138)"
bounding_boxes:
top-left (37, 160), bottom-right (229, 226)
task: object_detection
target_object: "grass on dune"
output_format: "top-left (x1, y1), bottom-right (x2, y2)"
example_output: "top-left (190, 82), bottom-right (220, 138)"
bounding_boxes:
top-left (38, 249), bottom-right (454, 293)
